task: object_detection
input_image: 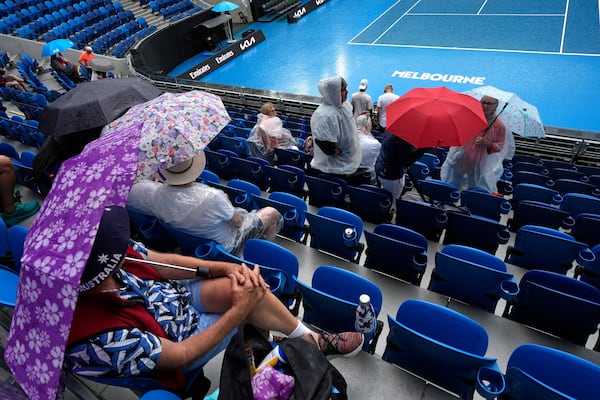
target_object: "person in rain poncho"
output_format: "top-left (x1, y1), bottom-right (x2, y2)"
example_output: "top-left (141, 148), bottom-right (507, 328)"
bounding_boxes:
top-left (309, 76), bottom-right (363, 178)
top-left (441, 95), bottom-right (515, 193)
top-left (355, 113), bottom-right (381, 183)
top-left (247, 102), bottom-right (299, 162)
top-left (127, 152), bottom-right (283, 254)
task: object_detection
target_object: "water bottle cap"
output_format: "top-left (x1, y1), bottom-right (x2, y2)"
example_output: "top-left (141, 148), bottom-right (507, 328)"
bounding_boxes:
top-left (359, 294), bottom-right (371, 304)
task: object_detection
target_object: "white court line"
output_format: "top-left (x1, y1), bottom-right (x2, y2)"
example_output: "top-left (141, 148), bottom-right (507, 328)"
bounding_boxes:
top-left (349, 0), bottom-right (406, 42)
top-left (409, 13), bottom-right (565, 17)
top-left (372, 0), bottom-right (423, 44)
top-left (349, 41), bottom-right (600, 57)
top-left (477, 0), bottom-right (488, 15)
top-left (560, 0), bottom-right (570, 53)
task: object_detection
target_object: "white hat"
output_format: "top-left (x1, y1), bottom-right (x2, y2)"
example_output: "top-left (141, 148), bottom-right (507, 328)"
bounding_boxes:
top-left (159, 152), bottom-right (206, 186)
top-left (359, 79), bottom-right (368, 90)
top-left (84, 46), bottom-right (93, 52)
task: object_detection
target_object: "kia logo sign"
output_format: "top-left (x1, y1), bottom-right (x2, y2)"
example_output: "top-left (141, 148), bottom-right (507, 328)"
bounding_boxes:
top-left (240, 37), bottom-right (256, 50)
top-left (293, 7), bottom-right (306, 18)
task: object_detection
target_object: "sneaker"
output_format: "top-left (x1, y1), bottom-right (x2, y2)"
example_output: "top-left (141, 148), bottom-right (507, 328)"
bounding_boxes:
top-left (317, 331), bottom-right (364, 358)
top-left (1, 200), bottom-right (40, 226)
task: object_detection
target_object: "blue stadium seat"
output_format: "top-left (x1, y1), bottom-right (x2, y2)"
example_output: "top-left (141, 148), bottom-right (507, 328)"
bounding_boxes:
top-left (507, 200), bottom-right (574, 232)
top-left (429, 244), bottom-right (519, 313)
top-left (570, 213), bottom-right (600, 248)
top-left (395, 198), bottom-right (448, 242)
top-left (243, 238), bottom-right (301, 314)
top-left (559, 192), bottom-right (600, 219)
top-left (363, 224), bottom-right (428, 285)
top-left (511, 183), bottom-right (562, 205)
top-left (264, 164), bottom-right (306, 198)
top-left (252, 192), bottom-right (307, 243)
top-left (417, 179), bottom-right (460, 204)
top-left (305, 174), bottom-right (347, 208)
top-left (460, 188), bottom-right (511, 221)
top-left (503, 270), bottom-right (600, 347)
top-left (505, 225), bottom-right (595, 275)
top-left (305, 206), bottom-right (364, 263)
top-left (347, 184), bottom-right (393, 224)
top-left (292, 265), bottom-right (384, 353)
top-left (503, 344), bottom-right (600, 400)
top-left (229, 156), bottom-right (269, 190)
top-left (443, 211), bottom-right (510, 255)
top-left (382, 300), bottom-right (504, 400)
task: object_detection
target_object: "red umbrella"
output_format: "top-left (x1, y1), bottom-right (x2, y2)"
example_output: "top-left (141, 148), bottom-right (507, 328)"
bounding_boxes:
top-left (386, 87), bottom-right (488, 148)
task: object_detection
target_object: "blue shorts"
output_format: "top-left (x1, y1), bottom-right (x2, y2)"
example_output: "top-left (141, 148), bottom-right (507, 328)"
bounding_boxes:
top-left (180, 279), bottom-right (237, 373)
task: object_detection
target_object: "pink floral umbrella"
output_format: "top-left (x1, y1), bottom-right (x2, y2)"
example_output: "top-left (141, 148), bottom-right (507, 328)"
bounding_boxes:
top-left (5, 90), bottom-right (230, 400)
top-left (103, 90), bottom-right (231, 181)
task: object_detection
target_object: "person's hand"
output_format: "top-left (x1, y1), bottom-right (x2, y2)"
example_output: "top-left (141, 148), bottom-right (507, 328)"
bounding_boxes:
top-left (229, 266), bottom-right (267, 315)
top-left (475, 136), bottom-right (491, 148)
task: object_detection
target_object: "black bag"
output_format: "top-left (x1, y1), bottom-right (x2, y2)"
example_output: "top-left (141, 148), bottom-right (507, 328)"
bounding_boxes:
top-left (218, 324), bottom-right (348, 400)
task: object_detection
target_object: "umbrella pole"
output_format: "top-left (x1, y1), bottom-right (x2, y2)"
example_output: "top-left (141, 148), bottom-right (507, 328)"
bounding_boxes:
top-left (124, 257), bottom-right (211, 278)
top-left (406, 168), bottom-right (428, 202)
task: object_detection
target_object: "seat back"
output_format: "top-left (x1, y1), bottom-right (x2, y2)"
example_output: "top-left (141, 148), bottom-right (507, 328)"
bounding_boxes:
top-left (382, 300), bottom-right (504, 400)
top-left (460, 188), bottom-right (511, 220)
top-left (229, 157), bottom-right (269, 190)
top-left (159, 221), bottom-right (220, 255)
top-left (417, 179), bottom-right (460, 204)
top-left (512, 170), bottom-right (554, 188)
top-left (571, 213), bottom-right (600, 248)
top-left (512, 161), bottom-right (549, 175)
top-left (7, 225), bottom-right (28, 273)
top-left (443, 211), bottom-right (510, 255)
top-left (273, 147), bottom-right (308, 169)
top-left (554, 178), bottom-right (600, 196)
top-left (504, 344), bottom-right (600, 400)
top-left (126, 207), bottom-right (175, 251)
top-left (508, 200), bottom-right (574, 232)
top-left (559, 192), bottom-right (600, 219)
top-left (305, 207), bottom-right (363, 262)
top-left (264, 164), bottom-right (306, 197)
top-left (0, 267), bottom-right (18, 308)
top-left (293, 265), bottom-right (383, 353)
top-left (395, 198), bottom-right (448, 242)
top-left (506, 225), bottom-right (594, 274)
top-left (504, 270), bottom-right (600, 345)
top-left (206, 181), bottom-right (256, 211)
top-left (511, 183), bottom-right (562, 205)
top-left (305, 174), bottom-right (347, 208)
top-left (198, 169), bottom-right (220, 184)
top-left (364, 224), bottom-right (428, 285)
top-left (429, 245), bottom-right (518, 313)
top-left (243, 238), bottom-right (300, 313)
top-left (204, 149), bottom-right (235, 179)
top-left (346, 184), bottom-right (393, 224)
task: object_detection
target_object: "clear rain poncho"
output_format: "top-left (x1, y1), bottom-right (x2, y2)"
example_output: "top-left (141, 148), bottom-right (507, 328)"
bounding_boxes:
top-left (309, 76), bottom-right (361, 175)
top-left (441, 111), bottom-right (516, 193)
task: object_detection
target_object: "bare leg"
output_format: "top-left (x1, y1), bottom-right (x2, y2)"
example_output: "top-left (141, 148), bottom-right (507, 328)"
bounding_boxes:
top-left (0, 156), bottom-right (16, 214)
top-left (200, 276), bottom-right (300, 336)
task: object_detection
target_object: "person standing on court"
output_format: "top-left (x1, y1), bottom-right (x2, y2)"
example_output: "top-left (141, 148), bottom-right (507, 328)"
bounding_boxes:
top-left (350, 78), bottom-right (373, 119)
top-left (376, 84), bottom-right (399, 133)
top-left (441, 95), bottom-right (515, 193)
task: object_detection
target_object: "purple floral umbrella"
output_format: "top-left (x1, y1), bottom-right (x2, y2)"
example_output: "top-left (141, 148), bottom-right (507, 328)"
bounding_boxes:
top-left (5, 90), bottom-right (230, 400)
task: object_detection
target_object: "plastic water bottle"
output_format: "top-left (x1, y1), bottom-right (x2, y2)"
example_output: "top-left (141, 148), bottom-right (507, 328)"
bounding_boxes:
top-left (355, 294), bottom-right (376, 334)
top-left (255, 345), bottom-right (288, 374)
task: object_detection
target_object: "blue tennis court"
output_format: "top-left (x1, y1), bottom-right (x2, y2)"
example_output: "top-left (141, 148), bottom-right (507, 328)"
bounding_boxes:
top-left (178, 0), bottom-right (600, 133)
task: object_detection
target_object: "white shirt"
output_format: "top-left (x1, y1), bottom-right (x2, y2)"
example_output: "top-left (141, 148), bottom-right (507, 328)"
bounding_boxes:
top-left (377, 92), bottom-right (400, 128)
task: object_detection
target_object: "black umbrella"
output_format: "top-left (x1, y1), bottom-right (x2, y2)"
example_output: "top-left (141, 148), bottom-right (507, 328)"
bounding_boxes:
top-left (38, 77), bottom-right (162, 137)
